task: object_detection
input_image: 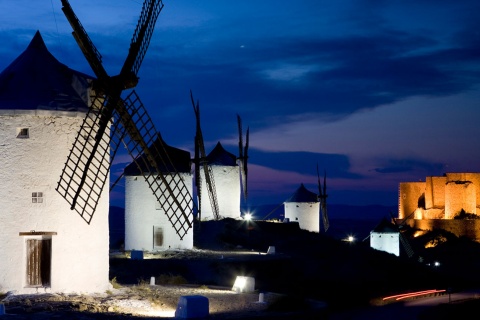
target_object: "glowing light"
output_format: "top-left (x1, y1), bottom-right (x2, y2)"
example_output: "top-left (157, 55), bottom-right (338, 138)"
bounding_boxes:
top-left (244, 213), bottom-right (252, 221)
top-left (232, 276), bottom-right (255, 293)
top-left (434, 261), bottom-right (440, 267)
top-left (382, 289), bottom-right (446, 301)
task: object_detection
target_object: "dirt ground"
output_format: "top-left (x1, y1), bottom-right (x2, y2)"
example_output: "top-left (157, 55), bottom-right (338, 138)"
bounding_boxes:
top-left (4, 217), bottom-right (480, 319)
top-left (0, 248), bottom-right (327, 319)
top-left (1, 284), bottom-right (283, 319)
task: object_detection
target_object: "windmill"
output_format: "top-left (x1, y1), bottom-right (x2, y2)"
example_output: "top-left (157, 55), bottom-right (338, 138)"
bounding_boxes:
top-left (389, 211), bottom-right (416, 258)
top-left (190, 91), bottom-right (220, 221)
top-left (317, 164), bottom-right (329, 232)
top-left (56, 0), bottom-right (194, 239)
top-left (237, 114), bottom-right (249, 202)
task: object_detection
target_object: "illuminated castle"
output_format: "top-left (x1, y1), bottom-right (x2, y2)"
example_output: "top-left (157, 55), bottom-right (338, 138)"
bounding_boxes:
top-left (398, 172), bottom-right (480, 240)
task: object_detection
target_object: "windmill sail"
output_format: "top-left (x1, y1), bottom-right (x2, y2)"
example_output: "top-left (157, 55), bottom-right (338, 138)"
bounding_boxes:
top-left (57, 0), bottom-right (194, 239)
top-left (56, 96), bottom-right (124, 224)
top-left (237, 115), bottom-right (249, 201)
top-left (317, 164), bottom-right (329, 232)
top-left (191, 91), bottom-right (220, 221)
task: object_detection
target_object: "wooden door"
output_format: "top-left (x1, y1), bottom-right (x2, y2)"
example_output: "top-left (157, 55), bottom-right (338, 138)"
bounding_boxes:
top-left (26, 239), bottom-right (51, 287)
top-left (153, 226), bottom-right (164, 248)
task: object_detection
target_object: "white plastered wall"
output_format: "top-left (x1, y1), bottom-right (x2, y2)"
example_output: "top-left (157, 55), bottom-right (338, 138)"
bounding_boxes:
top-left (370, 232), bottom-right (400, 256)
top-left (284, 202), bottom-right (320, 233)
top-left (0, 111), bottom-right (110, 294)
top-left (199, 165), bottom-right (241, 220)
top-left (124, 174), bottom-right (194, 251)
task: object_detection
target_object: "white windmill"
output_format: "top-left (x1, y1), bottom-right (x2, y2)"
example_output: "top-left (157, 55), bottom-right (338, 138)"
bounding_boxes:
top-left (190, 92), bottom-right (249, 221)
top-left (283, 165), bottom-right (330, 233)
top-left (0, 30), bottom-right (110, 293)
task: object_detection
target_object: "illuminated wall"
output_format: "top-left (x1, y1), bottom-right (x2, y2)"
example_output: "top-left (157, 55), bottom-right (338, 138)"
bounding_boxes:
top-left (0, 112), bottom-right (110, 294)
top-left (124, 174), bottom-right (194, 251)
top-left (284, 202), bottom-right (320, 232)
top-left (198, 142), bottom-right (242, 221)
top-left (370, 232), bottom-right (400, 256)
top-left (398, 182), bottom-right (425, 219)
top-left (399, 173), bottom-right (480, 220)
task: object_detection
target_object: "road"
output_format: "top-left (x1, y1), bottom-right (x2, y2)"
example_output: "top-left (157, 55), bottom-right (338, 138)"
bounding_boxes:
top-left (328, 290), bottom-right (480, 320)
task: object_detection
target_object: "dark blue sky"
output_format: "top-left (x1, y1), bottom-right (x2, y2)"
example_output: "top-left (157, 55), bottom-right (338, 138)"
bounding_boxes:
top-left (2, 1), bottom-right (480, 208)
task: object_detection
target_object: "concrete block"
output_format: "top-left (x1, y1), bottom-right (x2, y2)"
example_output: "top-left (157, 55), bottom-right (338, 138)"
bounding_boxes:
top-left (130, 250), bottom-right (143, 260)
top-left (175, 295), bottom-right (209, 319)
top-left (267, 246), bottom-right (275, 255)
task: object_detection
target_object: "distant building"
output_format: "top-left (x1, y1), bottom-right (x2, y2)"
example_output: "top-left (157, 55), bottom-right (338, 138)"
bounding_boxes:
top-left (370, 218), bottom-right (400, 256)
top-left (124, 136), bottom-right (194, 251)
top-left (284, 183), bottom-right (319, 232)
top-left (0, 31), bottom-right (110, 293)
top-left (199, 142), bottom-right (241, 220)
top-left (398, 172), bottom-right (480, 240)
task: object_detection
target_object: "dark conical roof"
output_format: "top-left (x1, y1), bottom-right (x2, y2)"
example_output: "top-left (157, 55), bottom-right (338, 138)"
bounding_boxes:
top-left (371, 218), bottom-right (399, 233)
top-left (206, 142), bottom-right (237, 166)
top-left (124, 135), bottom-right (191, 175)
top-left (285, 183), bottom-right (318, 203)
top-left (0, 30), bottom-right (93, 112)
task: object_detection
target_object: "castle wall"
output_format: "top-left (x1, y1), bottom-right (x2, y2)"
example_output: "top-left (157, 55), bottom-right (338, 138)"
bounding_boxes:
top-left (445, 181), bottom-right (476, 218)
top-left (425, 176), bottom-right (446, 209)
top-left (399, 182), bottom-right (425, 219)
top-left (404, 219), bottom-right (480, 242)
top-left (445, 173), bottom-right (479, 216)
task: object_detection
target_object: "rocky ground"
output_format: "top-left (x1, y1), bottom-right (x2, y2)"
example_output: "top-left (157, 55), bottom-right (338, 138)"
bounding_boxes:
top-left (3, 218), bottom-right (480, 319)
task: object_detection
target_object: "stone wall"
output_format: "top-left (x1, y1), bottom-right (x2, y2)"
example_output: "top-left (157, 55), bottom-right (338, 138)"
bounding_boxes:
top-left (403, 219), bottom-right (480, 242)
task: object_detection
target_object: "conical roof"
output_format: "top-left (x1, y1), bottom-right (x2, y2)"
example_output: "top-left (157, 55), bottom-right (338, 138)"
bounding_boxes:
top-left (371, 218), bottom-right (399, 233)
top-left (0, 30), bottom-right (93, 112)
top-left (124, 135), bottom-right (191, 175)
top-left (206, 142), bottom-right (237, 166)
top-left (285, 183), bottom-right (318, 203)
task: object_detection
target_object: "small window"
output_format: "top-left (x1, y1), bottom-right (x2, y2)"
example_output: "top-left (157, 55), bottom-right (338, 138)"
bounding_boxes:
top-left (32, 192), bottom-right (43, 203)
top-left (17, 128), bottom-right (29, 138)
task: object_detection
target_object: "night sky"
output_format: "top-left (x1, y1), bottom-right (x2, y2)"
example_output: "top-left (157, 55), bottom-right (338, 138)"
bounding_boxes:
top-left (1, 1), bottom-right (479, 209)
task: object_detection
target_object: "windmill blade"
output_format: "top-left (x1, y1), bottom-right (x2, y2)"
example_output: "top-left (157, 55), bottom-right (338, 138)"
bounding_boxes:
top-left (193, 130), bottom-right (201, 219)
top-left (389, 211), bottom-right (415, 258)
top-left (58, 0), bottom-right (195, 238)
top-left (316, 164), bottom-right (323, 198)
top-left (243, 126), bottom-right (249, 199)
top-left (191, 91), bottom-right (220, 220)
top-left (119, 91), bottom-right (194, 238)
top-left (237, 115), bottom-right (249, 200)
top-left (120, 0), bottom-right (164, 86)
top-left (56, 96), bottom-right (126, 224)
top-left (60, 0), bottom-right (108, 81)
top-left (237, 115), bottom-right (243, 159)
top-left (323, 169), bottom-right (327, 198)
top-left (316, 165), bottom-right (329, 232)
top-left (321, 170), bottom-right (329, 232)
top-left (321, 202), bottom-right (330, 232)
